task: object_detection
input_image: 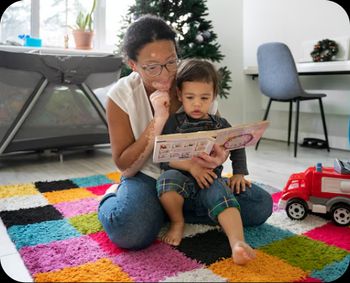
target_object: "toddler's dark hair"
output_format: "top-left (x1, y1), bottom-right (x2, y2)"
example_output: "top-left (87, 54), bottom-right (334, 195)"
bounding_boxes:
top-left (123, 14), bottom-right (177, 61)
top-left (176, 59), bottom-right (219, 96)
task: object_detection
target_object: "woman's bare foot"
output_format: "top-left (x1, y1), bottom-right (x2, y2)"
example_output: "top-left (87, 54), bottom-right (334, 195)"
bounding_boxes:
top-left (161, 221), bottom-right (184, 246)
top-left (232, 241), bottom-right (256, 265)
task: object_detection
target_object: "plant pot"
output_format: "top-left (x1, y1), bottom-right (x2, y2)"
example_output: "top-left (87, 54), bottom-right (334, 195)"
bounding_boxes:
top-left (72, 30), bottom-right (94, 50)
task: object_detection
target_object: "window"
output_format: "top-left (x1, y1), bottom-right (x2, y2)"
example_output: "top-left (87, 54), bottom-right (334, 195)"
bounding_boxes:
top-left (40, 0), bottom-right (67, 48)
top-left (0, 0), bottom-right (134, 52)
top-left (105, 0), bottom-right (133, 48)
top-left (0, 1), bottom-right (31, 45)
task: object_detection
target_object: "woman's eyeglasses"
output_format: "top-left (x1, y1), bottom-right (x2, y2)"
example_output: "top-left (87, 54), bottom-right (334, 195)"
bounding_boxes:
top-left (141, 59), bottom-right (179, 77)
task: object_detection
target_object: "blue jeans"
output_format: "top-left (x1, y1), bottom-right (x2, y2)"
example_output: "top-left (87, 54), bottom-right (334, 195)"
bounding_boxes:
top-left (98, 172), bottom-right (272, 250)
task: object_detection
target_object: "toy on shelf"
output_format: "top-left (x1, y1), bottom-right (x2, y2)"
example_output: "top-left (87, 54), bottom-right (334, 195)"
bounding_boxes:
top-left (279, 159), bottom-right (350, 226)
top-left (18, 34), bottom-right (42, 47)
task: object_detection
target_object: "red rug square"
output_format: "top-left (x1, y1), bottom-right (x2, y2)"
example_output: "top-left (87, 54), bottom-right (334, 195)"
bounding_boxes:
top-left (304, 222), bottom-right (350, 251)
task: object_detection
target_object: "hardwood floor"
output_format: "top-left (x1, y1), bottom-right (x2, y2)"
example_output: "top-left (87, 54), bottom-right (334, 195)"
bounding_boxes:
top-left (0, 139), bottom-right (349, 189)
top-left (0, 147), bottom-right (116, 185)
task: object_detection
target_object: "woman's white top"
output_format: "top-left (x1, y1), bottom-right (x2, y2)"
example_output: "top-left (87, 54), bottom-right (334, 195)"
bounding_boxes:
top-left (108, 72), bottom-right (218, 179)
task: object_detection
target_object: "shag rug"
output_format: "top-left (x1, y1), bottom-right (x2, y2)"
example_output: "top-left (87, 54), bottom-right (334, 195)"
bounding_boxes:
top-left (0, 172), bottom-right (349, 282)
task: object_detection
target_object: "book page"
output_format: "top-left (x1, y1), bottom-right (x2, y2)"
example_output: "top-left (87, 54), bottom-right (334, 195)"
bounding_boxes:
top-left (215, 120), bottom-right (270, 150)
top-left (153, 137), bottom-right (215, 163)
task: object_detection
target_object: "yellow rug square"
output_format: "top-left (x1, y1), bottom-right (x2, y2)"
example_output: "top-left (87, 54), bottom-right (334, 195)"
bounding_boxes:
top-left (208, 250), bottom-right (308, 282)
top-left (105, 171), bottom-right (122, 183)
top-left (0, 183), bottom-right (39, 198)
top-left (34, 258), bottom-right (133, 282)
top-left (43, 188), bottom-right (95, 204)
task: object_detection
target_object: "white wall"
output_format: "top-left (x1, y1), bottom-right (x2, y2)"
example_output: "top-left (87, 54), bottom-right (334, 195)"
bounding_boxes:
top-left (207, 0), bottom-right (350, 150)
top-left (206, 0), bottom-right (245, 124)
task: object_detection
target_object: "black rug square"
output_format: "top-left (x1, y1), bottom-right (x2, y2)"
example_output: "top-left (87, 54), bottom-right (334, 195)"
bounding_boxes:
top-left (35, 179), bottom-right (78, 192)
top-left (176, 229), bottom-right (231, 265)
top-left (0, 205), bottom-right (63, 227)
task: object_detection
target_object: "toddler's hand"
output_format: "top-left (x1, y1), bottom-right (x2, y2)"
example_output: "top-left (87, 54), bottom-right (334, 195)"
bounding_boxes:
top-left (150, 90), bottom-right (170, 120)
top-left (227, 174), bottom-right (251, 194)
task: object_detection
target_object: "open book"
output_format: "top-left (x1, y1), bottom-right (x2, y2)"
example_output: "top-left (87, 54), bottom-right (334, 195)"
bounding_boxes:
top-left (153, 120), bottom-right (270, 163)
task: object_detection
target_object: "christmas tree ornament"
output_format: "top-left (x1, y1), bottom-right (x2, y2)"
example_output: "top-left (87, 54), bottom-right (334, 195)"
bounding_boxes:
top-left (202, 30), bottom-right (211, 40)
top-left (195, 34), bottom-right (204, 43)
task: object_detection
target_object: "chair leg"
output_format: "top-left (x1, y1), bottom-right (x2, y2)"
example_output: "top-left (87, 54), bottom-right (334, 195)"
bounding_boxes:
top-left (318, 98), bottom-right (330, 152)
top-left (294, 99), bottom-right (300, 158)
top-left (287, 101), bottom-right (293, 146)
top-left (255, 98), bottom-right (272, 150)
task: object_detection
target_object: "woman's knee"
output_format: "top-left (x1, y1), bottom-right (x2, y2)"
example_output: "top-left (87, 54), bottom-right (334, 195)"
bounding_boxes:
top-left (111, 205), bottom-right (163, 250)
top-left (237, 183), bottom-right (273, 226)
top-left (98, 177), bottom-right (164, 250)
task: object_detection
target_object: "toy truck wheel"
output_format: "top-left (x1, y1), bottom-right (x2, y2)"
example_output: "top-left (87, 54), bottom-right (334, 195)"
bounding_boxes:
top-left (286, 199), bottom-right (308, 220)
top-left (331, 204), bottom-right (350, 226)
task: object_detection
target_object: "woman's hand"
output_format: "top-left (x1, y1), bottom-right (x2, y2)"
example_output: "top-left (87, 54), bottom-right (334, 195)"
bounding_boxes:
top-left (192, 144), bottom-right (229, 169)
top-left (190, 164), bottom-right (217, 189)
top-left (227, 174), bottom-right (252, 194)
top-left (150, 90), bottom-right (170, 120)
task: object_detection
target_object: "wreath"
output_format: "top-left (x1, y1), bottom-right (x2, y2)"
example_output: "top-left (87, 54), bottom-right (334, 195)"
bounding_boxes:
top-left (310, 39), bottom-right (338, 62)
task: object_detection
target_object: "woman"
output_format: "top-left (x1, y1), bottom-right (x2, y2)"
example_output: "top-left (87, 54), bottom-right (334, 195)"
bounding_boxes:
top-left (98, 15), bottom-right (272, 250)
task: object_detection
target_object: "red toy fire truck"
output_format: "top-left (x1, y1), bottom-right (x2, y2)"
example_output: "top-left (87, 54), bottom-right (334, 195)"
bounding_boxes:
top-left (279, 159), bottom-right (350, 226)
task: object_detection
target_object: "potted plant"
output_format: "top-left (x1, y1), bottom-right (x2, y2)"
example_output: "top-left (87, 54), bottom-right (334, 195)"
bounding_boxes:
top-left (71, 0), bottom-right (97, 50)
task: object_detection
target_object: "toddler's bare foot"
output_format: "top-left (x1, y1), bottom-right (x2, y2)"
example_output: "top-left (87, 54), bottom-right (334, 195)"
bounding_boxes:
top-left (161, 221), bottom-right (184, 246)
top-left (232, 241), bottom-right (256, 265)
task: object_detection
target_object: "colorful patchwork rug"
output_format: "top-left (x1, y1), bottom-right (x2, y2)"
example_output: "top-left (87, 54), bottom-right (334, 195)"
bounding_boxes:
top-left (0, 172), bottom-right (349, 282)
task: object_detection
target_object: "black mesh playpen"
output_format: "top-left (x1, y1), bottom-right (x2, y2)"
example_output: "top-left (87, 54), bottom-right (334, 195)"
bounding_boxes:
top-left (0, 50), bottom-right (122, 156)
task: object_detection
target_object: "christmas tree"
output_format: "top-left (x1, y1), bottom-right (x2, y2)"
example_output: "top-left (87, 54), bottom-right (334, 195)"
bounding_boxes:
top-left (116, 0), bottom-right (232, 99)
